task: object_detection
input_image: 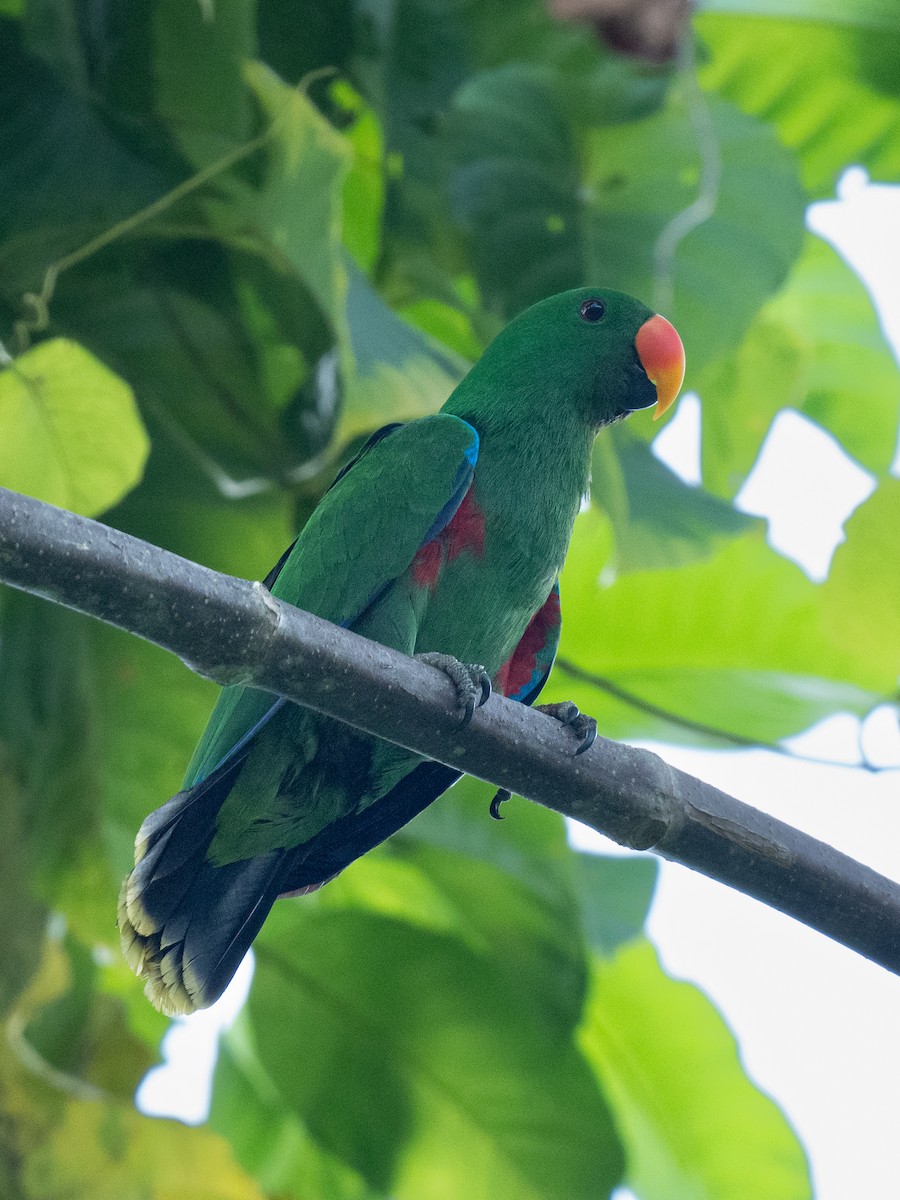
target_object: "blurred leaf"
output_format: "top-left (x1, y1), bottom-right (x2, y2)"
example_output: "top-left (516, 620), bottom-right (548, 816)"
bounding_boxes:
top-left (23, 934), bottom-right (157, 1102)
top-left (404, 772), bottom-right (572, 879)
top-left (340, 261), bottom-right (464, 440)
top-left (0, 340), bottom-right (149, 516)
top-left (695, 317), bottom-right (808, 499)
top-left (580, 940), bottom-right (811, 1199)
top-left (447, 65), bottom-right (805, 369)
top-left (585, 86), bottom-right (806, 368)
top-left (143, 0), bottom-right (256, 165)
top-left (545, 508), bottom-right (886, 744)
top-left (449, 65), bottom-right (584, 317)
top-left (573, 855), bottom-right (658, 957)
top-left (337, 81), bottom-right (386, 274)
top-left (212, 1020), bottom-right (384, 1200)
top-left (237, 63), bottom-right (350, 326)
top-left (24, 1098), bottom-right (264, 1200)
top-left (698, 11), bottom-right (900, 195)
top-left (62, 245), bottom-right (340, 486)
top-left (821, 476), bottom-right (900, 677)
top-left (0, 592), bottom-right (112, 940)
top-left (320, 837), bottom-right (588, 1029)
top-left (0, 763), bottom-right (46, 1018)
top-left (698, 233), bottom-right (900, 495)
top-left (699, 0), bottom-right (900, 29)
top-left (593, 426), bottom-right (760, 571)
top-left (250, 905), bottom-right (624, 1199)
top-left (771, 233), bottom-right (900, 474)
top-left (1, 936), bottom-right (228, 1200)
top-left (0, 31), bottom-right (168, 299)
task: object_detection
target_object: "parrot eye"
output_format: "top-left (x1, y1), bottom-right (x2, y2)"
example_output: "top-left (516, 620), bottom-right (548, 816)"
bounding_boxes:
top-left (579, 298), bottom-right (605, 322)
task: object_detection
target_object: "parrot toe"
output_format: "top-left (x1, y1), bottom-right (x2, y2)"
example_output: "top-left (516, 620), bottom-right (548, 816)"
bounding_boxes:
top-left (417, 653), bottom-right (492, 728)
top-left (536, 701), bottom-right (597, 755)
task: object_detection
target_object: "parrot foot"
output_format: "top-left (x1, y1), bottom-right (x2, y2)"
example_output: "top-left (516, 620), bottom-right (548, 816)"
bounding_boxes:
top-left (535, 701), bottom-right (597, 755)
top-left (417, 652), bottom-right (492, 728)
top-left (489, 788), bottom-right (512, 820)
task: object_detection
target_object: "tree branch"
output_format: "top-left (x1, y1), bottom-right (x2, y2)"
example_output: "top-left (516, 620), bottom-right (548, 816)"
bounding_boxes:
top-left (2, 484), bottom-right (899, 975)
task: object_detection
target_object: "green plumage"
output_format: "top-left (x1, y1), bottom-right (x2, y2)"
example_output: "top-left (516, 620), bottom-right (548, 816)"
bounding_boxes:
top-left (120, 287), bottom-right (671, 1014)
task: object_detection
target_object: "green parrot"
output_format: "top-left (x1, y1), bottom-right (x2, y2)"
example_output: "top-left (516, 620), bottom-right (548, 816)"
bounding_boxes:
top-left (120, 287), bottom-right (684, 1015)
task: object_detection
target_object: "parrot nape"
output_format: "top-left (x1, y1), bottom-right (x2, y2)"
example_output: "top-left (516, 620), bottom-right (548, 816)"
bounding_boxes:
top-left (119, 287), bottom-right (685, 1015)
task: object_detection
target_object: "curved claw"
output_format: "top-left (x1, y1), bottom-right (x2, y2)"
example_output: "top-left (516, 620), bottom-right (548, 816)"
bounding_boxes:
top-left (535, 701), bottom-right (598, 756)
top-left (574, 717), bottom-right (597, 755)
top-left (417, 653), bottom-right (492, 729)
top-left (489, 788), bottom-right (512, 820)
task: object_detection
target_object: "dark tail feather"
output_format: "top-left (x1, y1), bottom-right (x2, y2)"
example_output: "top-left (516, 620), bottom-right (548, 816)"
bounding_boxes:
top-left (120, 759), bottom-right (464, 1014)
top-left (119, 757), bottom-right (285, 1016)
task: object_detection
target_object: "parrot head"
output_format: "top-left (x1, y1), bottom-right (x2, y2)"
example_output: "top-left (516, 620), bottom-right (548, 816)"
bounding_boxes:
top-left (458, 287), bottom-right (685, 429)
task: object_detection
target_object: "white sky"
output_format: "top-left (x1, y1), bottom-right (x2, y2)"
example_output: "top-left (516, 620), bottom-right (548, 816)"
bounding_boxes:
top-left (139, 170), bottom-right (900, 1200)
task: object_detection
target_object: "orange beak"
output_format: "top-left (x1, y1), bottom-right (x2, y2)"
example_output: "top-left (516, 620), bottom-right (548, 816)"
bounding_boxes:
top-left (635, 314), bottom-right (685, 420)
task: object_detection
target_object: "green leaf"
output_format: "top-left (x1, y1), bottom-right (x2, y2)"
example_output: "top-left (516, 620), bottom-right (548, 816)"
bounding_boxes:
top-left (238, 63), bottom-right (350, 327)
top-left (23, 933), bottom-right (157, 1102)
top-left (319, 836), bottom-right (588, 1031)
top-left (699, 0), bottom-right (900, 30)
top-left (23, 1098), bottom-right (265, 1200)
top-left (340, 262), bottom-right (464, 441)
top-left (593, 426), bottom-right (760, 571)
top-left (211, 1019), bottom-right (386, 1200)
top-left (584, 86), bottom-right (806, 368)
top-left (0, 33), bottom-right (168, 297)
top-left (0, 340), bottom-right (149, 517)
top-left (697, 233), bottom-right (900, 495)
top-left (698, 12), bottom-right (900, 195)
top-left (767, 233), bottom-right (900, 474)
top-left (579, 940), bottom-right (811, 1199)
top-left (821, 476), bottom-right (900, 677)
top-left (573, 855), bottom-right (658, 958)
top-left (146, 0), bottom-right (257, 165)
top-left (545, 508), bottom-right (886, 745)
top-left (0, 592), bottom-right (113, 940)
top-left (250, 905), bottom-right (624, 1200)
top-left (694, 317), bottom-right (808, 499)
top-left (447, 65), bottom-right (805, 367)
top-left (0, 763), bottom-right (46, 1018)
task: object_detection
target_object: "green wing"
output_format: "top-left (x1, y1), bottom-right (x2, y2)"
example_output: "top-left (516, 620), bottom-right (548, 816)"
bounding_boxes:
top-left (183, 414), bottom-right (479, 786)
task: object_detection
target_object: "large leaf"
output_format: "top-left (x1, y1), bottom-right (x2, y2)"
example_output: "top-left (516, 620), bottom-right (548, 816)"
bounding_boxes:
top-left (0, 764), bottom-right (46, 1019)
top-left (579, 940), bottom-right (811, 1199)
top-left (698, 10), bottom-right (900, 195)
top-left (821, 476), bottom-right (900, 677)
top-left (697, 233), bottom-right (900, 496)
top-left (211, 1020), bottom-right (387, 1200)
top-left (447, 65), bottom-right (805, 369)
top-left (24, 1099), bottom-right (264, 1200)
top-left (544, 507), bottom-right (886, 745)
top-left (250, 905), bottom-right (624, 1200)
top-left (339, 262), bottom-right (464, 442)
top-left (584, 87), bottom-right (806, 368)
top-left (0, 592), bottom-right (111, 940)
top-left (316, 836), bottom-right (588, 1031)
top-left (0, 30), bottom-right (168, 300)
top-left (0, 340), bottom-right (149, 516)
top-left (592, 424), bottom-right (759, 572)
top-left (2, 934), bottom-right (256, 1200)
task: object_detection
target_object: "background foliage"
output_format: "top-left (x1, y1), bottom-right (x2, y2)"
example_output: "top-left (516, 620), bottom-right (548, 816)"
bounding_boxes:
top-left (1, 1), bottom-right (898, 1196)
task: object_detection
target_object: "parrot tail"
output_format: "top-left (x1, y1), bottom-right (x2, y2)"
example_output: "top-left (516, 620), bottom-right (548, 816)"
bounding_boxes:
top-left (119, 759), bottom-right (465, 1015)
top-left (118, 758), bottom-right (287, 1016)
